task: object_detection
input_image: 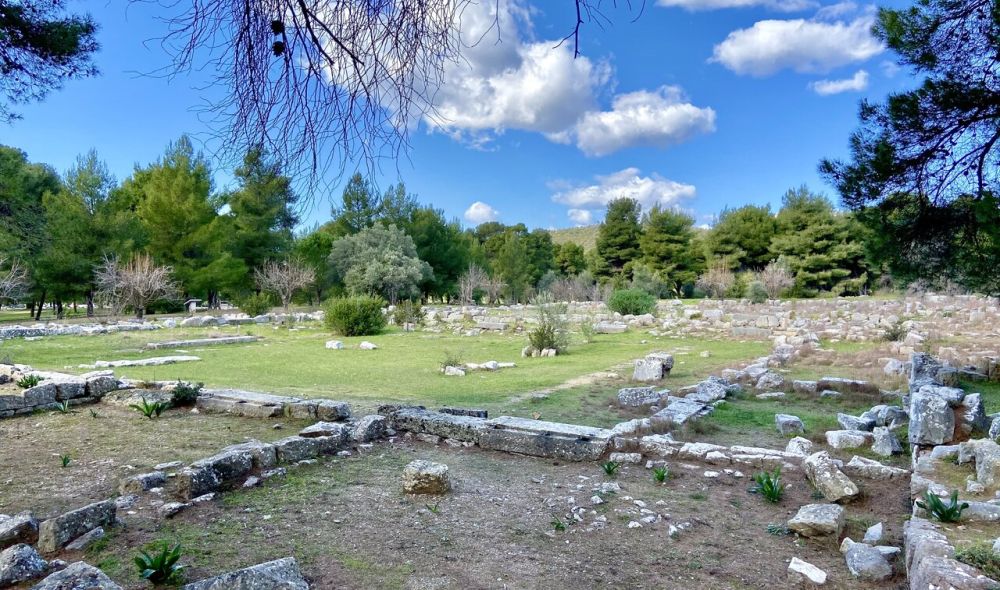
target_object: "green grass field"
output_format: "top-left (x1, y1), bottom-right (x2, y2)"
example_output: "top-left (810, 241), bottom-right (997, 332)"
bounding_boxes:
top-left (0, 324), bottom-right (769, 425)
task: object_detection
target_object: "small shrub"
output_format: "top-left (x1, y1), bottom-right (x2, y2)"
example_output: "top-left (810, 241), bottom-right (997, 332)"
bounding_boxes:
top-left (551, 517), bottom-right (567, 532)
top-left (16, 374), bottom-right (42, 388)
top-left (601, 461), bottom-right (621, 477)
top-left (527, 296), bottom-right (570, 354)
top-left (60, 454), bottom-right (71, 468)
top-left (135, 542), bottom-right (184, 584)
top-left (882, 319), bottom-right (907, 342)
top-left (747, 280), bottom-right (768, 304)
top-left (916, 490), bottom-right (968, 522)
top-left (653, 466), bottom-right (669, 483)
top-left (766, 523), bottom-right (790, 536)
top-left (392, 300), bottom-right (423, 327)
top-left (170, 381), bottom-right (203, 407)
top-left (578, 317), bottom-right (596, 344)
top-left (323, 295), bottom-right (386, 336)
top-left (440, 351), bottom-right (463, 370)
top-left (238, 292), bottom-right (274, 317)
top-left (751, 467), bottom-right (785, 503)
top-left (130, 398), bottom-right (169, 420)
top-left (956, 543), bottom-right (1000, 580)
top-left (607, 289), bottom-right (656, 316)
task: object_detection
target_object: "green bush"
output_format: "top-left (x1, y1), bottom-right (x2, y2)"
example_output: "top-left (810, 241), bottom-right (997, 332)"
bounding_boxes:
top-left (956, 543), bottom-right (1000, 580)
top-left (324, 295), bottom-right (387, 336)
top-left (135, 541), bottom-right (184, 584)
top-left (751, 467), bottom-right (785, 503)
top-left (527, 297), bottom-right (570, 354)
top-left (239, 292), bottom-right (274, 317)
top-left (171, 381), bottom-right (203, 407)
top-left (747, 280), bottom-right (768, 304)
top-left (607, 289), bottom-right (656, 316)
top-left (916, 490), bottom-right (968, 522)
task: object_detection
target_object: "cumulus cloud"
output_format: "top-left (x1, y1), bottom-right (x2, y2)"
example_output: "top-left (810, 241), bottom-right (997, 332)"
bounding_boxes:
top-left (552, 168), bottom-right (696, 225)
top-left (564, 87), bottom-right (716, 157)
top-left (711, 11), bottom-right (883, 76)
top-left (657, 0), bottom-right (816, 11)
top-left (464, 201), bottom-right (499, 224)
top-left (567, 209), bottom-right (594, 225)
top-left (426, 0), bottom-right (714, 155)
top-left (810, 69), bottom-right (869, 95)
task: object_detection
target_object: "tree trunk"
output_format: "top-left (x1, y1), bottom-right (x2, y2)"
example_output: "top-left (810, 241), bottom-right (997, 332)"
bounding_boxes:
top-left (34, 291), bottom-right (45, 321)
top-left (86, 291), bottom-right (94, 317)
top-left (28, 301), bottom-right (35, 317)
top-left (55, 300), bottom-right (64, 320)
top-left (136, 305), bottom-right (145, 319)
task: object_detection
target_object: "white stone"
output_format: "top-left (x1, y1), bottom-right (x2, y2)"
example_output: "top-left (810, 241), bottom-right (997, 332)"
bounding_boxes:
top-left (788, 557), bottom-right (827, 585)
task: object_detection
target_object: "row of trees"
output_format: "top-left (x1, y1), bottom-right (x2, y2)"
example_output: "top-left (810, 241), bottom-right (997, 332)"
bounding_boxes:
top-left (590, 186), bottom-right (871, 298)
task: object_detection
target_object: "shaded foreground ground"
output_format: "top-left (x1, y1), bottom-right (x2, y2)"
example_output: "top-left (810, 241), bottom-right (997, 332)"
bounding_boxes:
top-left (75, 442), bottom-right (908, 590)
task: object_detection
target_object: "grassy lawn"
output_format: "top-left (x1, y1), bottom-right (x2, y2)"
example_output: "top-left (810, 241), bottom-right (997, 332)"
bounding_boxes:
top-left (0, 324), bottom-right (769, 425)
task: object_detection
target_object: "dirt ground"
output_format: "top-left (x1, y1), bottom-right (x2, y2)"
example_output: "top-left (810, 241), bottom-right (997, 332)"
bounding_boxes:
top-left (0, 404), bottom-right (308, 516)
top-left (63, 439), bottom-right (911, 590)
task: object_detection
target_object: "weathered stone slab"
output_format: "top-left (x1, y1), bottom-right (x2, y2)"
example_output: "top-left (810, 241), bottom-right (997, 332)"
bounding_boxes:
top-left (182, 557), bottom-right (308, 590)
top-left (220, 441), bottom-right (278, 470)
top-left (787, 503), bottom-right (845, 538)
top-left (804, 451), bottom-right (859, 503)
top-left (190, 449), bottom-right (253, 484)
top-left (817, 377), bottom-right (880, 395)
top-left (486, 416), bottom-right (613, 441)
top-left (391, 408), bottom-right (488, 443)
top-left (146, 336), bottom-right (259, 350)
top-left (87, 356), bottom-right (200, 368)
top-left (402, 460), bottom-right (451, 494)
top-left (479, 428), bottom-right (608, 461)
top-left (273, 436), bottom-right (323, 464)
top-left (0, 512), bottom-right (38, 550)
top-left (118, 471), bottom-right (167, 495)
top-left (653, 397), bottom-right (712, 425)
top-left (37, 500), bottom-right (116, 553)
top-left (175, 466), bottom-right (221, 500)
top-left (0, 543), bottom-right (47, 586)
top-left (31, 561), bottom-right (123, 590)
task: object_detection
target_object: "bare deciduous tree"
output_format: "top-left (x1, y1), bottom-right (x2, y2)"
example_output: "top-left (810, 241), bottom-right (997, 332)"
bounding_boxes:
top-left (0, 258), bottom-right (28, 304)
top-left (457, 264), bottom-right (487, 305)
top-left (696, 261), bottom-right (735, 300)
top-left (483, 276), bottom-right (506, 306)
top-left (95, 254), bottom-right (179, 319)
top-left (254, 258), bottom-right (316, 311)
top-left (757, 259), bottom-right (795, 300)
top-left (153, 0), bottom-right (636, 199)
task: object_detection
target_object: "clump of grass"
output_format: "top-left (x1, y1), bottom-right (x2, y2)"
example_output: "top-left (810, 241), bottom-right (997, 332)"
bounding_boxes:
top-left (89, 409), bottom-right (100, 419)
top-left (916, 490), bottom-right (969, 523)
top-left (689, 492), bottom-right (707, 501)
top-left (751, 467), bottom-right (785, 503)
top-left (766, 523), bottom-right (789, 536)
top-left (601, 461), bottom-right (621, 477)
top-left (16, 374), bottom-right (42, 388)
top-left (55, 400), bottom-right (71, 414)
top-left (551, 517), bottom-right (567, 532)
top-left (425, 502), bottom-right (441, 514)
top-left (60, 454), bottom-right (71, 468)
top-left (130, 398), bottom-right (169, 420)
top-left (652, 466), bottom-right (669, 483)
top-left (135, 541), bottom-right (184, 584)
top-left (956, 543), bottom-right (1000, 579)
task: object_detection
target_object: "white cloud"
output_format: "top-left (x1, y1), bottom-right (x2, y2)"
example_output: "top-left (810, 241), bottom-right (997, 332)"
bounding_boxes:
top-left (464, 201), bottom-right (499, 224)
top-left (425, 0), bottom-right (714, 156)
top-left (657, 0), bottom-right (816, 11)
top-left (565, 87), bottom-right (716, 157)
top-left (810, 69), bottom-right (869, 95)
top-left (552, 168), bottom-right (696, 213)
top-left (711, 12), bottom-right (883, 76)
top-left (567, 209), bottom-right (594, 225)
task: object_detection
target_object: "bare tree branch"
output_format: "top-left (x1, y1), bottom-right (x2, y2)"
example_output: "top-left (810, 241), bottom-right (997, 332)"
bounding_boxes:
top-left (254, 258), bottom-right (316, 310)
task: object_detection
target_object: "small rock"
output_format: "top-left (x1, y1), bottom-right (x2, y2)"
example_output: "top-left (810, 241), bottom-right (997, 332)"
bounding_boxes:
top-left (325, 340), bottom-right (344, 350)
top-left (863, 522), bottom-right (883, 544)
top-left (787, 504), bottom-right (845, 538)
top-left (788, 557), bottom-right (827, 585)
top-left (776, 414), bottom-right (805, 436)
top-left (402, 460), bottom-right (450, 494)
top-left (359, 341), bottom-right (378, 350)
top-left (65, 527), bottom-right (104, 551)
top-left (158, 502), bottom-right (189, 518)
top-left (0, 543), bottom-right (48, 586)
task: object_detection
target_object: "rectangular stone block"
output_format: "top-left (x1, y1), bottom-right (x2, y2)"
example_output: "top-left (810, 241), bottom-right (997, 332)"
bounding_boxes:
top-left (479, 428), bottom-right (608, 461)
top-left (391, 408), bottom-right (488, 443)
top-left (37, 500), bottom-right (116, 553)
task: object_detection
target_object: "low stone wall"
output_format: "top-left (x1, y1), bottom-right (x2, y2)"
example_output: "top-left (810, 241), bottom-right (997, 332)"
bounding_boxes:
top-left (195, 388), bottom-right (351, 421)
top-left (0, 365), bottom-right (121, 418)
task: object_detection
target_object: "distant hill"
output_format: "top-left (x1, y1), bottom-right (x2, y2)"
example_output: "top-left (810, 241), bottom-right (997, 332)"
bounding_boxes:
top-left (548, 225), bottom-right (599, 251)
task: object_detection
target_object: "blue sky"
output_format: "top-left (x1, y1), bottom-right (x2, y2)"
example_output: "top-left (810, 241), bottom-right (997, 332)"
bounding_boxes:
top-left (2, 0), bottom-right (911, 230)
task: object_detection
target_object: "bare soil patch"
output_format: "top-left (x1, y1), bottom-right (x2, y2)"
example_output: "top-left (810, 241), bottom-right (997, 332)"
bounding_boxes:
top-left (78, 440), bottom-right (909, 590)
top-left (0, 404), bottom-right (307, 516)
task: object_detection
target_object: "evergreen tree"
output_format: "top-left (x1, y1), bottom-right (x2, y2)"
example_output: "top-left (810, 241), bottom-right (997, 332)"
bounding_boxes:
top-left (639, 205), bottom-right (702, 294)
top-left (493, 231), bottom-right (532, 303)
top-left (707, 205), bottom-right (777, 270)
top-left (554, 242), bottom-right (587, 275)
top-left (226, 148), bottom-right (298, 288)
top-left (596, 198), bottom-right (642, 279)
top-left (405, 207), bottom-right (470, 300)
top-left (769, 187), bottom-right (869, 296)
top-left (330, 173), bottom-right (380, 235)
